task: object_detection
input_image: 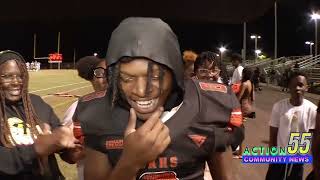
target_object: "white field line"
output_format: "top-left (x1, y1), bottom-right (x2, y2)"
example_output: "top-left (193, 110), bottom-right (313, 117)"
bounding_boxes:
top-left (30, 81), bottom-right (88, 93)
top-left (41, 85), bottom-right (92, 99)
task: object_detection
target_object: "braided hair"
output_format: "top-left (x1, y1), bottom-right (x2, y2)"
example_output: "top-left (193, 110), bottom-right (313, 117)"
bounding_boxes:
top-left (0, 50), bottom-right (41, 147)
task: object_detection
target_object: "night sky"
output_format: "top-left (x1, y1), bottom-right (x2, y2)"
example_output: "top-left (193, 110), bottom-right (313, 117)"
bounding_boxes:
top-left (0, 0), bottom-right (319, 62)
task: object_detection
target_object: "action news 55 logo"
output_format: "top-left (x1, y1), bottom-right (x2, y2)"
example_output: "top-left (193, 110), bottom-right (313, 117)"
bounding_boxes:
top-left (242, 132), bottom-right (313, 164)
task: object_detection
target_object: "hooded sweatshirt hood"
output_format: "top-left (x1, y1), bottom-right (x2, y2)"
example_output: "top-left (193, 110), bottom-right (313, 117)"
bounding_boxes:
top-left (106, 17), bottom-right (184, 93)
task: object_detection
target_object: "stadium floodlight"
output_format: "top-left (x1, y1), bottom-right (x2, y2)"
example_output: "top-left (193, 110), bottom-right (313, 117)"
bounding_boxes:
top-left (219, 47), bottom-right (226, 53)
top-left (255, 49), bottom-right (262, 55)
top-left (305, 41), bottom-right (314, 56)
top-left (250, 35), bottom-right (261, 39)
top-left (219, 46), bottom-right (227, 61)
top-left (251, 34), bottom-right (262, 63)
top-left (311, 12), bottom-right (320, 55)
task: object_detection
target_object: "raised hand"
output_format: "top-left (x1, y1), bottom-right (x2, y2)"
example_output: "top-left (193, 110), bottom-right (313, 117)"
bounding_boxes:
top-left (122, 107), bottom-right (171, 169)
top-left (34, 124), bottom-right (79, 157)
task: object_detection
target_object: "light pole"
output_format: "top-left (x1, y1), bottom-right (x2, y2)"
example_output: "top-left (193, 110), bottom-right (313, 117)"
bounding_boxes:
top-left (305, 41), bottom-right (314, 56)
top-left (242, 22), bottom-right (247, 61)
top-left (251, 35), bottom-right (261, 63)
top-left (311, 13), bottom-right (320, 56)
top-left (255, 49), bottom-right (262, 61)
top-left (219, 47), bottom-right (226, 61)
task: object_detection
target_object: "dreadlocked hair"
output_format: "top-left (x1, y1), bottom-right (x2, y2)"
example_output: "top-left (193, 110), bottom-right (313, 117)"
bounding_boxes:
top-left (107, 57), bottom-right (165, 108)
top-left (0, 59), bottom-right (41, 148)
top-left (194, 51), bottom-right (229, 85)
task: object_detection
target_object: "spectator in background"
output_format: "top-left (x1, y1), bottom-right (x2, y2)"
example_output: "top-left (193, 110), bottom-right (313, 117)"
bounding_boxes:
top-left (238, 68), bottom-right (255, 118)
top-left (62, 56), bottom-right (107, 180)
top-left (252, 67), bottom-right (262, 91)
top-left (232, 68), bottom-right (255, 159)
top-left (230, 53), bottom-right (244, 94)
top-left (266, 71), bottom-right (317, 180)
top-left (36, 61), bottom-right (41, 72)
top-left (26, 62), bottom-right (30, 71)
top-left (193, 51), bottom-right (239, 179)
top-left (0, 50), bottom-right (78, 180)
top-left (193, 51), bottom-right (229, 85)
top-left (281, 68), bottom-right (290, 92)
top-left (231, 53), bottom-right (244, 85)
top-left (182, 50), bottom-right (197, 78)
top-left (269, 68), bottom-right (276, 85)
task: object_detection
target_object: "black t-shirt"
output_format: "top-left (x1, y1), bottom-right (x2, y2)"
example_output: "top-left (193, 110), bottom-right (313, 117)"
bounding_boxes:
top-left (0, 94), bottom-right (64, 180)
top-left (76, 79), bottom-right (242, 180)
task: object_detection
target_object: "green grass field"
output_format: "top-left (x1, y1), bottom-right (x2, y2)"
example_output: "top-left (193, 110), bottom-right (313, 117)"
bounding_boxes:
top-left (29, 70), bottom-right (94, 180)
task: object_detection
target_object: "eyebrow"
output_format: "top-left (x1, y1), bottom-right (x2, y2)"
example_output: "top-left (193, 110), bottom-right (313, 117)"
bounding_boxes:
top-left (119, 71), bottom-right (134, 76)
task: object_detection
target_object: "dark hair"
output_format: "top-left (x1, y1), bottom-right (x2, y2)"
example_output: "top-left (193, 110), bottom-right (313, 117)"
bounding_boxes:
top-left (0, 51), bottom-right (41, 148)
top-left (107, 57), bottom-right (166, 107)
top-left (288, 71), bottom-right (308, 84)
top-left (76, 56), bottom-right (104, 81)
top-left (242, 68), bottom-right (253, 82)
top-left (230, 53), bottom-right (243, 63)
top-left (193, 52), bottom-right (214, 72)
top-left (194, 51), bottom-right (229, 85)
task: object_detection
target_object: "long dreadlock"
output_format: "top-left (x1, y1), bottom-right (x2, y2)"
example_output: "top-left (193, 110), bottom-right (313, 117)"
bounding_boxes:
top-left (0, 51), bottom-right (41, 148)
top-left (107, 57), bottom-right (165, 108)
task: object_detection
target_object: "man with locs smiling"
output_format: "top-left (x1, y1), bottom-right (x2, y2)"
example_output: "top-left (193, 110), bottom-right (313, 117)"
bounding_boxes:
top-left (75, 17), bottom-right (243, 180)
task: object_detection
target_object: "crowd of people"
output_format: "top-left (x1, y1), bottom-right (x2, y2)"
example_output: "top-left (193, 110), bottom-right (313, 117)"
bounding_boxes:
top-left (0, 17), bottom-right (318, 180)
top-left (26, 61), bottom-right (41, 71)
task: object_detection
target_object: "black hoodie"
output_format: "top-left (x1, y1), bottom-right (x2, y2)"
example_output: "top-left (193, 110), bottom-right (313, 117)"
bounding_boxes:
top-left (77, 17), bottom-right (242, 180)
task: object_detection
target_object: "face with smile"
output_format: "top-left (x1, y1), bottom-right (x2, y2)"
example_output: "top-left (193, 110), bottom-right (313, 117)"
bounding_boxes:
top-left (195, 59), bottom-right (220, 81)
top-left (119, 58), bottom-right (173, 120)
top-left (0, 60), bottom-right (24, 103)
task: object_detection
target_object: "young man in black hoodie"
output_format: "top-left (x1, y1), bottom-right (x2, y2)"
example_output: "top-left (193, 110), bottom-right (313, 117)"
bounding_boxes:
top-left (75, 17), bottom-right (242, 180)
top-left (0, 50), bottom-right (78, 180)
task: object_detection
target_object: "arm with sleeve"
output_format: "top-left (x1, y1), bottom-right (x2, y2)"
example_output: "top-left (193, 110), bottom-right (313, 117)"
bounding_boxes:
top-left (307, 105), bottom-right (317, 131)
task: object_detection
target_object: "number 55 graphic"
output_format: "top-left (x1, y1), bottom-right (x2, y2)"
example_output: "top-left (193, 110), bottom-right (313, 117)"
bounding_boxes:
top-left (287, 132), bottom-right (312, 154)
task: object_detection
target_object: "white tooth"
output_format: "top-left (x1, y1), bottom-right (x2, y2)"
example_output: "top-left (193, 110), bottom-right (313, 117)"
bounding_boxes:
top-left (135, 99), bottom-right (155, 108)
top-left (136, 100), bottom-right (153, 105)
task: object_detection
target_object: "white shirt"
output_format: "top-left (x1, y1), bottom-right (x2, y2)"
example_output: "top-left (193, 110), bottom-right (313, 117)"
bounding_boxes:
top-left (161, 103), bottom-right (183, 122)
top-left (62, 101), bottom-right (78, 125)
top-left (269, 98), bottom-right (317, 148)
top-left (231, 65), bottom-right (244, 84)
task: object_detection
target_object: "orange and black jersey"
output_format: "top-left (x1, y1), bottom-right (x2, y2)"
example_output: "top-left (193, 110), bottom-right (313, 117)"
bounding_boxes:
top-left (75, 79), bottom-right (243, 180)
